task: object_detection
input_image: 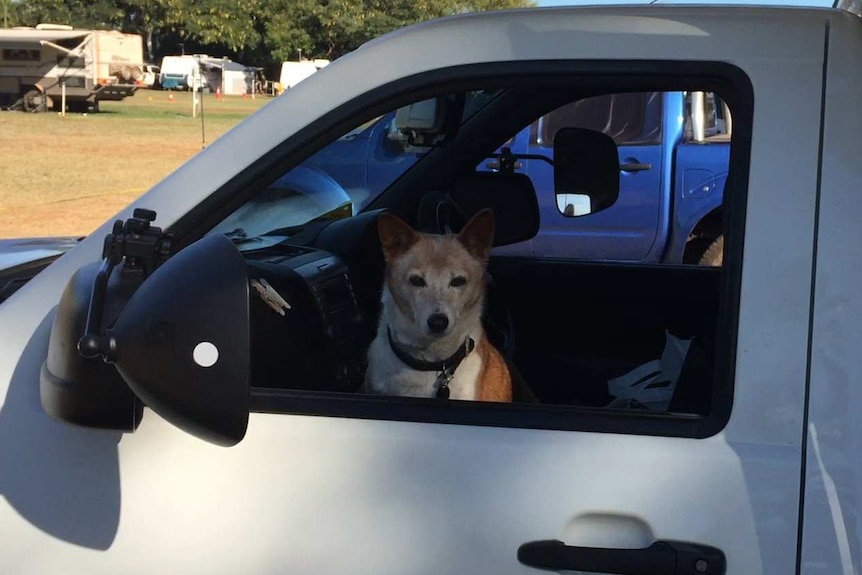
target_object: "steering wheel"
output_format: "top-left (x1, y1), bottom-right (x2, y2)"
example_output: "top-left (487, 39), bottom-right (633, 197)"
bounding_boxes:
top-left (416, 191), bottom-right (470, 235)
top-left (436, 197), bottom-right (471, 235)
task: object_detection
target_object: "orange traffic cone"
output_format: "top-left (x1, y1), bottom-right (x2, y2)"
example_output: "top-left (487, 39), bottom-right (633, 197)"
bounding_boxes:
top-left (216, 87), bottom-right (221, 101)
top-left (168, 93), bottom-right (174, 102)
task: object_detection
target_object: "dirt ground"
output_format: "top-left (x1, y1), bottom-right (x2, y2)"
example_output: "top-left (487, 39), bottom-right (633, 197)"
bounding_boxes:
top-left (0, 90), bottom-right (268, 238)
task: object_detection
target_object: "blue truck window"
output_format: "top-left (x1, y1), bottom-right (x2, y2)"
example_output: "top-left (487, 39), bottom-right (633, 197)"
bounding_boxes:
top-left (536, 92), bottom-right (662, 147)
top-left (684, 91), bottom-right (732, 143)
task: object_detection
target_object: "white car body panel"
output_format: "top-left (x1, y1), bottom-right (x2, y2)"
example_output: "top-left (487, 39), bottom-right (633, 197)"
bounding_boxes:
top-left (801, 12), bottom-right (862, 574)
top-left (0, 5), bottom-right (855, 573)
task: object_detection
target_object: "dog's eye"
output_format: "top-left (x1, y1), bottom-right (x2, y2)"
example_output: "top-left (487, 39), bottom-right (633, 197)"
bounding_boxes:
top-left (450, 276), bottom-right (467, 287)
top-left (409, 275), bottom-right (427, 287)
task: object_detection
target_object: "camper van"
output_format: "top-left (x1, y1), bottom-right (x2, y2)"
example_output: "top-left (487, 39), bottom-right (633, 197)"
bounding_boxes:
top-left (158, 55), bottom-right (209, 92)
top-left (277, 58), bottom-right (330, 93)
top-left (0, 24), bottom-right (143, 112)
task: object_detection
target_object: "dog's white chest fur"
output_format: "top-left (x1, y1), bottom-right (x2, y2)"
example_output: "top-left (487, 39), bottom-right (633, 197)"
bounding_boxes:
top-left (365, 332), bottom-right (483, 400)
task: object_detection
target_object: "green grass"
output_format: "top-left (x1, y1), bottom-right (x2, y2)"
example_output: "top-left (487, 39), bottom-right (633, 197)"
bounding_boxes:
top-left (100, 88), bottom-right (269, 122)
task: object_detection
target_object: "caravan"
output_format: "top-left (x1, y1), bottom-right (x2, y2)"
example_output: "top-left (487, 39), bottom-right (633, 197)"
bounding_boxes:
top-left (158, 55), bottom-right (209, 92)
top-left (0, 24), bottom-right (143, 112)
top-left (277, 58), bottom-right (330, 93)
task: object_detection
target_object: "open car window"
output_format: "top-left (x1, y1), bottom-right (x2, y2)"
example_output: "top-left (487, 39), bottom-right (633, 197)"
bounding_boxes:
top-left (187, 67), bottom-right (747, 441)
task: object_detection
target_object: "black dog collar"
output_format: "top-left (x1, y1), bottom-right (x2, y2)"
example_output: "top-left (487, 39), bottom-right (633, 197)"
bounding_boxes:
top-left (387, 328), bottom-right (475, 398)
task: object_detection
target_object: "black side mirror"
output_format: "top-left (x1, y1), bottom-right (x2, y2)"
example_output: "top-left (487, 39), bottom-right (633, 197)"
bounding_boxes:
top-left (41, 215), bottom-right (252, 447)
top-left (553, 127), bottom-right (620, 217)
top-left (108, 234), bottom-right (251, 446)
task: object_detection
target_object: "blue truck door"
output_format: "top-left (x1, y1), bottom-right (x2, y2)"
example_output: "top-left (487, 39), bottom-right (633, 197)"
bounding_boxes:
top-left (524, 92), bottom-right (667, 262)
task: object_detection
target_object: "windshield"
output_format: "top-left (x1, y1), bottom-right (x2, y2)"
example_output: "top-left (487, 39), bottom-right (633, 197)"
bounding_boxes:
top-left (208, 89), bottom-right (503, 241)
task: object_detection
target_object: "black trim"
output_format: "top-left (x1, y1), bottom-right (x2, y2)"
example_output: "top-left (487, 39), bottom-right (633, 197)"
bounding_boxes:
top-left (0, 255), bottom-right (61, 305)
top-left (796, 22), bottom-right (830, 575)
top-left (163, 60), bottom-right (753, 440)
top-left (707, 64), bottom-right (753, 441)
top-left (249, 387), bottom-right (709, 438)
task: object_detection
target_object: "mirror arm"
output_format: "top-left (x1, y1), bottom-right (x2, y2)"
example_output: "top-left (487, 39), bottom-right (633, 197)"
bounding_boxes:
top-left (487, 149), bottom-right (554, 171)
top-left (77, 258), bottom-right (117, 360)
top-left (76, 209), bottom-right (173, 362)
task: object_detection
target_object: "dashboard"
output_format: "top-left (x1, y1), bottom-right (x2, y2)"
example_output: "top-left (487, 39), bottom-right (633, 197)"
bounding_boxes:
top-left (241, 241), bottom-right (368, 393)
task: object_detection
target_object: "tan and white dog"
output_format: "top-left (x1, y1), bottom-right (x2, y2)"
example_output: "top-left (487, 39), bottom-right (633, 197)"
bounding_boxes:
top-left (363, 209), bottom-right (512, 402)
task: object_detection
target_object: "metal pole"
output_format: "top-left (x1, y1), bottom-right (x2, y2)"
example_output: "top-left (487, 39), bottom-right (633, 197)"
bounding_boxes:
top-left (191, 58), bottom-right (198, 119)
top-left (691, 91), bottom-right (705, 142)
top-left (200, 81), bottom-right (206, 149)
top-left (61, 80), bottom-right (66, 117)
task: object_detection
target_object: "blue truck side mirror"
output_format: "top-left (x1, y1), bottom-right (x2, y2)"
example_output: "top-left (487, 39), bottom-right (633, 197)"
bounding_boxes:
top-left (392, 98), bottom-right (448, 148)
top-left (553, 127), bottom-right (620, 217)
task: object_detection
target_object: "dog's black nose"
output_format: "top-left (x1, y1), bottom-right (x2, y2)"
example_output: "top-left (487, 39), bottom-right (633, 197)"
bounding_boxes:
top-left (427, 313), bottom-right (449, 334)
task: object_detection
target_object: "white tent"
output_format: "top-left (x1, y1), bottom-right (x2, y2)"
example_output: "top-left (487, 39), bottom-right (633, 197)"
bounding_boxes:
top-left (200, 58), bottom-right (255, 96)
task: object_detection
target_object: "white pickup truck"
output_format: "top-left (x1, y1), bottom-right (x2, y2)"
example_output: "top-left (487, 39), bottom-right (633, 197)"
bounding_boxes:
top-left (1, 2), bottom-right (861, 574)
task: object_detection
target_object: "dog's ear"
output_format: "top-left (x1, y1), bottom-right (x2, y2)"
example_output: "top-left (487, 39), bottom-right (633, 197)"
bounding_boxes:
top-left (378, 212), bottom-right (419, 261)
top-left (457, 208), bottom-right (495, 262)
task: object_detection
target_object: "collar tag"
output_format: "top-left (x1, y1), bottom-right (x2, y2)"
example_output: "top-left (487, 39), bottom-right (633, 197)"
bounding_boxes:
top-left (435, 370), bottom-right (453, 399)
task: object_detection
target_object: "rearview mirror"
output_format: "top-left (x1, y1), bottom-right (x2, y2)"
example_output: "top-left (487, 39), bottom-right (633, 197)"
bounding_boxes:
top-left (554, 127), bottom-right (620, 217)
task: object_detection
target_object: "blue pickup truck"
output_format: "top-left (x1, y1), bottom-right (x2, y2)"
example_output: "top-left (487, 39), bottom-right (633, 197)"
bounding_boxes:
top-left (298, 89), bottom-right (731, 266)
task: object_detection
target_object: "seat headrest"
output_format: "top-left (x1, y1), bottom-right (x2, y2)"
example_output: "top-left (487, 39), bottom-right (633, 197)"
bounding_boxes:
top-left (447, 172), bottom-right (540, 247)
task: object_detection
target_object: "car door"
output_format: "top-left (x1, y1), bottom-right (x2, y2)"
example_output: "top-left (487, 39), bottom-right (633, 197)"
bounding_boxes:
top-left (0, 8), bottom-right (826, 575)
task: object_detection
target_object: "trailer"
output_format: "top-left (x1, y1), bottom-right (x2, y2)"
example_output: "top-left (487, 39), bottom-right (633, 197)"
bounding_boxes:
top-left (0, 24), bottom-right (144, 112)
top-left (277, 58), bottom-right (330, 94)
top-left (159, 55), bottom-right (209, 92)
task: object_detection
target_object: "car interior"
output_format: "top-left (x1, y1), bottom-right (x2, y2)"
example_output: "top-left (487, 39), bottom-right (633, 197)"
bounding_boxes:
top-left (209, 77), bottom-right (730, 420)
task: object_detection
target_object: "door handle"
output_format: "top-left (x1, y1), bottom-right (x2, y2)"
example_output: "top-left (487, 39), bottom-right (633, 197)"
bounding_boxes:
top-left (517, 539), bottom-right (725, 574)
top-left (620, 162), bottom-right (652, 173)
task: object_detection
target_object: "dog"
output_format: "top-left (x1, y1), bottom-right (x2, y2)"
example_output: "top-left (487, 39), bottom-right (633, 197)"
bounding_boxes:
top-left (363, 208), bottom-right (512, 402)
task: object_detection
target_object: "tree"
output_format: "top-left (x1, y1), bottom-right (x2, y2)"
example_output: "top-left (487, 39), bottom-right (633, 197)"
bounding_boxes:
top-left (159, 0), bottom-right (265, 54)
top-left (11, 0), bottom-right (123, 29)
top-left (262, 0), bottom-right (536, 62)
top-left (122, 0), bottom-right (184, 63)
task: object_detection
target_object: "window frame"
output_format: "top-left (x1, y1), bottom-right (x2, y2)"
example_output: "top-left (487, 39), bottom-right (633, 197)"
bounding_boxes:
top-left (2, 48), bottom-right (40, 62)
top-left (170, 60), bottom-right (752, 439)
